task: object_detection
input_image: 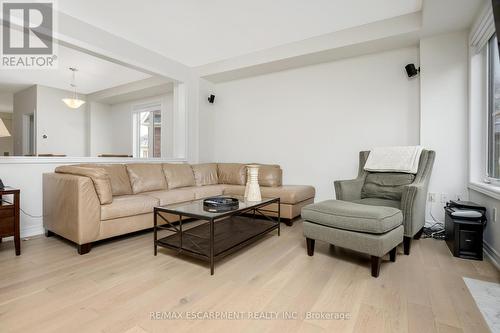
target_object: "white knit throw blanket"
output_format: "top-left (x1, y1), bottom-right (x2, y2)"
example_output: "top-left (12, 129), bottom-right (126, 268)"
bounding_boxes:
top-left (364, 146), bottom-right (423, 174)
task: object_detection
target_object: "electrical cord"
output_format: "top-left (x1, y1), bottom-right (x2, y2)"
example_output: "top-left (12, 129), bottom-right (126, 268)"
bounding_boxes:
top-left (1, 199), bottom-right (43, 218)
top-left (423, 201), bottom-right (445, 240)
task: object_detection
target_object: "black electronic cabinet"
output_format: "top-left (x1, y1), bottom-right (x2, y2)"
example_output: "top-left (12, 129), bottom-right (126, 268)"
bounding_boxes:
top-left (444, 201), bottom-right (486, 261)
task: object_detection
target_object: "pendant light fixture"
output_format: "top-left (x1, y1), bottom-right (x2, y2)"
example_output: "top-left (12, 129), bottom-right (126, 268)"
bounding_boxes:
top-left (62, 67), bottom-right (86, 109)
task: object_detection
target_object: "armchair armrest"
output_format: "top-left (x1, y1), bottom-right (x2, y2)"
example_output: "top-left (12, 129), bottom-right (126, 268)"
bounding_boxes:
top-left (334, 178), bottom-right (364, 201)
top-left (43, 173), bottom-right (101, 244)
top-left (400, 183), bottom-right (427, 237)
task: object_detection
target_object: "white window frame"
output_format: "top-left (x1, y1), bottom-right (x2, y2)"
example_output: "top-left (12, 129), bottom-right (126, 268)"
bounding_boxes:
top-left (466, 2), bottom-right (500, 198)
top-left (132, 102), bottom-right (162, 159)
top-left (486, 35), bottom-right (498, 182)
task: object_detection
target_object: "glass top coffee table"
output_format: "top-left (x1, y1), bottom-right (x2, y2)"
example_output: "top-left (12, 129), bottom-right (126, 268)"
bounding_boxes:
top-left (154, 195), bottom-right (280, 275)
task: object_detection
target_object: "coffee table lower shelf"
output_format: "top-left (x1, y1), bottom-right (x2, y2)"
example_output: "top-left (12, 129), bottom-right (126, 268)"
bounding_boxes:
top-left (156, 216), bottom-right (278, 272)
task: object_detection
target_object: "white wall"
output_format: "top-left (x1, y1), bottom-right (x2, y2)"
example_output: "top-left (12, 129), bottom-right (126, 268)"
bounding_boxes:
top-left (0, 92), bottom-right (13, 113)
top-left (172, 85), bottom-right (187, 159)
top-left (12, 86), bottom-right (37, 155)
top-left (88, 102), bottom-right (114, 156)
top-left (36, 85), bottom-right (88, 156)
top-left (208, 47), bottom-right (420, 201)
top-left (107, 101), bottom-right (134, 155)
top-left (0, 93), bottom-right (14, 155)
top-left (0, 112), bottom-right (13, 156)
top-left (469, 190), bottom-right (500, 268)
top-left (89, 93), bottom-right (174, 157)
top-left (198, 78), bottom-right (216, 162)
top-left (420, 31), bottom-right (469, 221)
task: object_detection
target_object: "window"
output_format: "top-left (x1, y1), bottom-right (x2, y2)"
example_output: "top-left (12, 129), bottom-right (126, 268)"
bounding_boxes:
top-left (133, 106), bottom-right (161, 158)
top-left (488, 35), bottom-right (500, 179)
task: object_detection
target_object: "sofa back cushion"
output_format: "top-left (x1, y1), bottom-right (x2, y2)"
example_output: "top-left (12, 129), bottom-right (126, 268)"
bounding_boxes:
top-left (126, 163), bottom-right (167, 194)
top-left (55, 165), bottom-right (113, 204)
top-left (191, 163), bottom-right (218, 186)
top-left (162, 164), bottom-right (196, 189)
top-left (256, 164), bottom-right (282, 187)
top-left (80, 164), bottom-right (132, 196)
top-left (217, 163), bottom-right (247, 185)
top-left (361, 172), bottom-right (415, 201)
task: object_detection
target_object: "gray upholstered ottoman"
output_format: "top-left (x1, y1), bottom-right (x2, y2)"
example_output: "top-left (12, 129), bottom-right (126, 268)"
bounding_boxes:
top-left (301, 200), bottom-right (403, 277)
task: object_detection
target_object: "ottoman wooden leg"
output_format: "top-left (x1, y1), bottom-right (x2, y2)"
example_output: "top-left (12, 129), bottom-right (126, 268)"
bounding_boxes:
top-left (403, 236), bottom-right (411, 255)
top-left (389, 247), bottom-right (397, 262)
top-left (306, 238), bottom-right (315, 256)
top-left (371, 256), bottom-right (381, 277)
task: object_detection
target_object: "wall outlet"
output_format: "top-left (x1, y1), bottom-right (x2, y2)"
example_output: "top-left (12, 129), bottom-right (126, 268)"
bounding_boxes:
top-left (428, 193), bottom-right (437, 203)
top-left (440, 193), bottom-right (448, 203)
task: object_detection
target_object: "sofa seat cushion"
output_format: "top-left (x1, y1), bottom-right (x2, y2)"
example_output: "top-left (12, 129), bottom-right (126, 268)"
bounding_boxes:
top-left (301, 200), bottom-right (402, 234)
top-left (193, 185), bottom-right (226, 199)
top-left (162, 164), bottom-right (196, 189)
top-left (126, 163), bottom-right (167, 193)
top-left (352, 198), bottom-right (401, 209)
top-left (192, 163), bottom-right (218, 186)
top-left (143, 188), bottom-right (195, 206)
top-left (101, 195), bottom-right (159, 221)
top-left (222, 185), bottom-right (315, 204)
top-left (260, 185), bottom-right (315, 204)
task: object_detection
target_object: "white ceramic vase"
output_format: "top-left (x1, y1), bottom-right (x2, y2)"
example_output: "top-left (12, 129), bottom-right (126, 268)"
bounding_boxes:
top-left (245, 164), bottom-right (261, 201)
top-left (244, 167), bottom-right (250, 198)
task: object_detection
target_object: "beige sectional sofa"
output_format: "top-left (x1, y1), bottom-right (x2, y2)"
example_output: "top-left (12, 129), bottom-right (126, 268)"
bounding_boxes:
top-left (43, 162), bottom-right (315, 254)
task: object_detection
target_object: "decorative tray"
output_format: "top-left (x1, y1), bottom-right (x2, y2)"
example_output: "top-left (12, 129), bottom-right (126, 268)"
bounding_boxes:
top-left (203, 197), bottom-right (240, 212)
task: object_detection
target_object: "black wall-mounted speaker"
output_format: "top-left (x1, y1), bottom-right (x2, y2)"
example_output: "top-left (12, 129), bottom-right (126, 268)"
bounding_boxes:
top-left (405, 64), bottom-right (420, 78)
top-left (208, 94), bottom-right (215, 103)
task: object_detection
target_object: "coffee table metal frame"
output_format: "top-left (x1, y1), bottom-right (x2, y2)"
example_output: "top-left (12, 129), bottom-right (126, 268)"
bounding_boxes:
top-left (154, 197), bottom-right (280, 275)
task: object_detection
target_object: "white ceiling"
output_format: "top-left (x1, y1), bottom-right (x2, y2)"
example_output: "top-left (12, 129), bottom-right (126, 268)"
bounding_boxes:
top-left (57, 0), bottom-right (422, 67)
top-left (0, 44), bottom-right (151, 94)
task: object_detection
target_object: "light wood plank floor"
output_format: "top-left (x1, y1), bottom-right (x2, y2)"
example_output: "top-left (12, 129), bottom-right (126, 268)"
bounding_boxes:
top-left (0, 220), bottom-right (498, 333)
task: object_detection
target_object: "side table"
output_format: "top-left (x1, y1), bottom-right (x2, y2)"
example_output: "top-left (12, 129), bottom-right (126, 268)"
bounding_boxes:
top-left (0, 187), bottom-right (20, 255)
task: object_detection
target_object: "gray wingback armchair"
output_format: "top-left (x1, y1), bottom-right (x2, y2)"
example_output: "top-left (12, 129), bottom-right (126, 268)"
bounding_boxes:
top-left (334, 150), bottom-right (435, 255)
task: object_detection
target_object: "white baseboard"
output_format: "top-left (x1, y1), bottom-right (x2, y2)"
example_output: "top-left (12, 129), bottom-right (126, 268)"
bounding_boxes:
top-left (21, 225), bottom-right (44, 238)
top-left (483, 241), bottom-right (500, 271)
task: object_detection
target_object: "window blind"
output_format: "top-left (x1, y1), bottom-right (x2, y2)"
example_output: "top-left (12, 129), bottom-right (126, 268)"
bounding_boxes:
top-left (470, 4), bottom-right (495, 54)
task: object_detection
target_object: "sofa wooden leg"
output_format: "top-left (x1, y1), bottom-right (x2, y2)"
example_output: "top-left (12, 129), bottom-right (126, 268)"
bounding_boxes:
top-left (306, 238), bottom-right (315, 256)
top-left (413, 227), bottom-right (424, 240)
top-left (45, 230), bottom-right (54, 237)
top-left (403, 236), bottom-right (411, 255)
top-left (77, 243), bottom-right (92, 255)
top-left (371, 256), bottom-right (381, 277)
top-left (389, 247), bottom-right (397, 262)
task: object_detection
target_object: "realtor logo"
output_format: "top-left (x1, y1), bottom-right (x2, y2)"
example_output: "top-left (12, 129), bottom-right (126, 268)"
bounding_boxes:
top-left (1, 1), bottom-right (57, 68)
